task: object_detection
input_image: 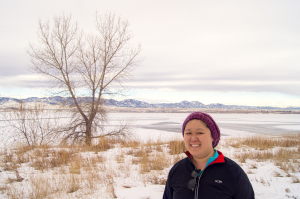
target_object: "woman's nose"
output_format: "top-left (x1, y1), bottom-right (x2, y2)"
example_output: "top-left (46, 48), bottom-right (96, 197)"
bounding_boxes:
top-left (191, 134), bottom-right (198, 140)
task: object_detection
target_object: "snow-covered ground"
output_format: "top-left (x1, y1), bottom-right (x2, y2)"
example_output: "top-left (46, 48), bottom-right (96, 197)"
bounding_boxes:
top-left (121, 127), bottom-right (300, 199)
top-left (0, 112), bottom-right (299, 198)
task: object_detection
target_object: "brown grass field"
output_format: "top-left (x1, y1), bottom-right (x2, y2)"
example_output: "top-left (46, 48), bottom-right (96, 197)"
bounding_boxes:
top-left (0, 133), bottom-right (299, 198)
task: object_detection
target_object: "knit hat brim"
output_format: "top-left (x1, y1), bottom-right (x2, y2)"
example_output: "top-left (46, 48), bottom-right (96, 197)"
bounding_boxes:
top-left (182, 111), bottom-right (220, 148)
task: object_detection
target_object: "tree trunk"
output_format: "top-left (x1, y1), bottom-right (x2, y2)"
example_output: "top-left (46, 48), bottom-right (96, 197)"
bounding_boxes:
top-left (85, 122), bottom-right (92, 146)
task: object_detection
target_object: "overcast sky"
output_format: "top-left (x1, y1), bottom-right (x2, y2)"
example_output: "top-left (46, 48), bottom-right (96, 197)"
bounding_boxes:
top-left (1, 0), bottom-right (300, 107)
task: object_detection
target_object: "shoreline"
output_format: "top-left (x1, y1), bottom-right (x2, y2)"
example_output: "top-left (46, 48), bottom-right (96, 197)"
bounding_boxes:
top-left (106, 107), bottom-right (300, 114)
top-left (1, 105), bottom-right (300, 114)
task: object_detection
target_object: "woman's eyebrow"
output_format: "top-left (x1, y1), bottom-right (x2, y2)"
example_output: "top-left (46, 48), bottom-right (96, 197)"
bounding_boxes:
top-left (184, 128), bottom-right (205, 132)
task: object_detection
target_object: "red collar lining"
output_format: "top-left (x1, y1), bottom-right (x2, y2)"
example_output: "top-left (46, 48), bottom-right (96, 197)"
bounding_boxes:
top-left (185, 150), bottom-right (225, 166)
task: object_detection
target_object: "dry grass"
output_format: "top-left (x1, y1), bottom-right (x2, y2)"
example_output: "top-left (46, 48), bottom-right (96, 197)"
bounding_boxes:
top-left (2, 184), bottom-right (25, 199)
top-left (115, 153), bottom-right (125, 163)
top-left (133, 146), bottom-right (151, 157)
top-left (147, 173), bottom-right (167, 185)
top-left (70, 158), bottom-right (81, 174)
top-left (139, 150), bottom-right (150, 174)
top-left (234, 145), bottom-right (299, 162)
top-left (249, 163), bottom-right (257, 169)
top-left (67, 174), bottom-right (81, 193)
top-left (105, 174), bottom-right (117, 198)
top-left (0, 137), bottom-right (179, 198)
top-left (1, 133), bottom-right (299, 198)
top-left (168, 140), bottom-right (186, 155)
top-left (81, 155), bottom-right (105, 169)
top-left (29, 148), bottom-right (75, 171)
top-left (273, 170), bottom-right (282, 177)
top-left (221, 135), bottom-right (300, 194)
top-left (29, 174), bottom-right (54, 198)
top-left (227, 133), bottom-right (300, 179)
top-left (292, 176), bottom-right (300, 183)
top-left (132, 142), bottom-right (174, 174)
top-left (120, 139), bottom-right (140, 148)
top-left (145, 136), bottom-right (168, 147)
top-left (234, 148), bottom-right (300, 174)
top-left (92, 136), bottom-right (141, 152)
top-left (226, 133), bottom-right (300, 150)
top-left (149, 152), bottom-right (172, 170)
top-left (90, 137), bottom-right (113, 152)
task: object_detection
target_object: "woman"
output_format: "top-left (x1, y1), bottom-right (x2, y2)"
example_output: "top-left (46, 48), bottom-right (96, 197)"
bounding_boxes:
top-left (163, 111), bottom-right (255, 199)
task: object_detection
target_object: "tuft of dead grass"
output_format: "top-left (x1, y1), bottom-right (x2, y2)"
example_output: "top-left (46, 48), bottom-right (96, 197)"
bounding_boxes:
top-left (234, 148), bottom-right (299, 164)
top-left (273, 170), bottom-right (282, 177)
top-left (30, 148), bottom-right (75, 171)
top-left (147, 173), bottom-right (167, 185)
top-left (115, 153), bottom-right (125, 163)
top-left (139, 150), bottom-right (150, 174)
top-left (105, 174), bottom-right (117, 198)
top-left (149, 152), bottom-right (171, 170)
top-left (226, 134), bottom-right (300, 150)
top-left (120, 139), bottom-right (140, 148)
top-left (90, 137), bottom-right (113, 152)
top-left (292, 176), bottom-right (300, 183)
top-left (168, 140), bottom-right (185, 155)
top-left (67, 174), bottom-right (81, 193)
top-left (70, 159), bottom-right (81, 174)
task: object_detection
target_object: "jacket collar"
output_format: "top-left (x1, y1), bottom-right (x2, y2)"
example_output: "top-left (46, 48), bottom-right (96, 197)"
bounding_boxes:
top-left (185, 150), bottom-right (225, 166)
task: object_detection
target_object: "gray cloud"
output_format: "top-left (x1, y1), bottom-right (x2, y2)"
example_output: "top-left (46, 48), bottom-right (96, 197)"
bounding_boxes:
top-left (129, 80), bottom-right (300, 96)
top-left (1, 0), bottom-right (300, 101)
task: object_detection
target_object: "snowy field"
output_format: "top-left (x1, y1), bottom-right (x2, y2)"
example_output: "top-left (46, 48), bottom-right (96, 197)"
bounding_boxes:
top-left (109, 113), bottom-right (300, 198)
top-left (0, 112), bottom-right (300, 198)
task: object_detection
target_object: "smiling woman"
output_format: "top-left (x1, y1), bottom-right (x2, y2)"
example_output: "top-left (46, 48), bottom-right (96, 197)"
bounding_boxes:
top-left (163, 111), bottom-right (255, 199)
top-left (183, 119), bottom-right (215, 171)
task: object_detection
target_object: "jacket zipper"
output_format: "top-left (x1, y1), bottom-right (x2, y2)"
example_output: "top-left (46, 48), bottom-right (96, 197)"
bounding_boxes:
top-left (195, 169), bottom-right (204, 199)
top-left (188, 157), bottom-right (204, 199)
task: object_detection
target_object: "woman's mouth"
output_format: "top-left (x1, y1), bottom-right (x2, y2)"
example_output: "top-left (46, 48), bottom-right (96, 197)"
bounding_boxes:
top-left (191, 144), bottom-right (200, 148)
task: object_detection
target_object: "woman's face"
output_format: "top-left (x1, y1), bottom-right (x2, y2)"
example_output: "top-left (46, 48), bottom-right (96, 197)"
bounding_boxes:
top-left (183, 119), bottom-right (214, 160)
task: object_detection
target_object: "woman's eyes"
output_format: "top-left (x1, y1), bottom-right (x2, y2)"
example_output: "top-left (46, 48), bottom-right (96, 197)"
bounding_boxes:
top-left (185, 132), bottom-right (203, 135)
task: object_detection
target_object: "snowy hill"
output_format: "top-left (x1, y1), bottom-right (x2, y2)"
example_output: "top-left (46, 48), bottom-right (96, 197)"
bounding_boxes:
top-left (1, 96), bottom-right (299, 110)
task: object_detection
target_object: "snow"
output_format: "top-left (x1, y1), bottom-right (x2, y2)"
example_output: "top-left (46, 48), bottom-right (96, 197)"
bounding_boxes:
top-left (116, 185), bottom-right (165, 199)
top-left (0, 112), bottom-right (299, 198)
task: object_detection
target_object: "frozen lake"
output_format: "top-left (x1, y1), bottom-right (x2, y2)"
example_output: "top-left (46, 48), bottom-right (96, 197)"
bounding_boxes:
top-left (106, 112), bottom-right (300, 137)
top-left (1, 112), bottom-right (299, 145)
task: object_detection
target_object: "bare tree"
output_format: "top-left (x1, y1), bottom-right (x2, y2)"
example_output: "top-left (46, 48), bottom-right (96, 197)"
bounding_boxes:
top-left (28, 12), bottom-right (142, 146)
top-left (2, 101), bottom-right (59, 147)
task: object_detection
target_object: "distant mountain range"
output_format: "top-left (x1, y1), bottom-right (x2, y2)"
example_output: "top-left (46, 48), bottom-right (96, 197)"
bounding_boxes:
top-left (0, 96), bottom-right (299, 110)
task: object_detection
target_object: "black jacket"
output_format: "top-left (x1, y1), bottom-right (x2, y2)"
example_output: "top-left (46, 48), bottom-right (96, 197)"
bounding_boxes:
top-left (163, 151), bottom-right (255, 199)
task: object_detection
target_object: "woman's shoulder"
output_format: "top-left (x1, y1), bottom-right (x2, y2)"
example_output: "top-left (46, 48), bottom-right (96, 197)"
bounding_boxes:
top-left (223, 156), bottom-right (243, 168)
top-left (169, 157), bottom-right (191, 172)
top-left (222, 156), bottom-right (249, 177)
top-left (167, 157), bottom-right (193, 180)
top-left (172, 157), bottom-right (190, 167)
top-left (223, 156), bottom-right (239, 165)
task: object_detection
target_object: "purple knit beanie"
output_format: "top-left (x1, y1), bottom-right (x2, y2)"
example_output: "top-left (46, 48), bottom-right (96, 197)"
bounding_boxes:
top-left (182, 111), bottom-right (220, 148)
